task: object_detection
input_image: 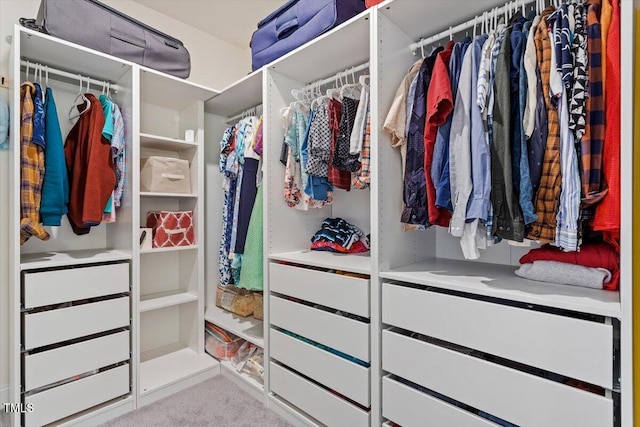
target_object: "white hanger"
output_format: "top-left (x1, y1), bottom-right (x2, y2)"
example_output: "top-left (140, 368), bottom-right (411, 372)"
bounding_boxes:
top-left (25, 60), bottom-right (30, 82)
top-left (449, 26), bottom-right (453, 42)
top-left (420, 38), bottom-right (425, 59)
top-left (359, 74), bottom-right (370, 87)
top-left (69, 74), bottom-right (91, 120)
top-left (326, 72), bottom-right (342, 100)
top-left (340, 68), bottom-right (362, 100)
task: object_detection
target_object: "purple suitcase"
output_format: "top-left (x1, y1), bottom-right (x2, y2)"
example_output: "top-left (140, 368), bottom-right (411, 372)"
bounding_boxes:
top-left (250, 0), bottom-right (366, 71)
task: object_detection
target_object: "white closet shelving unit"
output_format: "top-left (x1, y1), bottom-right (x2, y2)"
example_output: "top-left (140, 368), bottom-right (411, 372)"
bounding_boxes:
top-left (210, 0), bottom-right (634, 425)
top-left (8, 26), bottom-right (136, 427)
top-left (136, 66), bottom-right (218, 406)
top-left (373, 0), bottom-right (633, 426)
top-left (262, 9), bottom-right (374, 427)
top-left (8, 24), bottom-right (219, 425)
top-left (203, 68), bottom-right (267, 402)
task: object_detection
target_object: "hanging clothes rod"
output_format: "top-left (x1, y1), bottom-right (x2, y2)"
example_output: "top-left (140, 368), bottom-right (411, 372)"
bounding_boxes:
top-left (19, 60), bottom-right (120, 92)
top-left (303, 61), bottom-right (370, 90)
top-left (226, 104), bottom-right (263, 124)
top-left (409, 0), bottom-right (537, 54)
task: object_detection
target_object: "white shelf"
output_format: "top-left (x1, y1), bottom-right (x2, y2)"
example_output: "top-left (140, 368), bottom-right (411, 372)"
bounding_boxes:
top-left (20, 249), bottom-right (131, 271)
top-left (205, 70), bottom-right (263, 116)
top-left (268, 11), bottom-right (371, 83)
top-left (140, 291), bottom-right (198, 312)
top-left (139, 66), bottom-right (218, 110)
top-left (380, 258), bottom-right (621, 318)
top-left (140, 245), bottom-right (199, 254)
top-left (379, 0), bottom-right (507, 41)
top-left (139, 346), bottom-right (218, 395)
top-left (140, 192), bottom-right (198, 198)
top-left (205, 306), bottom-right (264, 347)
top-left (269, 250), bottom-right (371, 275)
top-left (220, 360), bottom-right (264, 402)
top-left (140, 133), bottom-right (198, 151)
top-left (19, 27), bottom-right (132, 84)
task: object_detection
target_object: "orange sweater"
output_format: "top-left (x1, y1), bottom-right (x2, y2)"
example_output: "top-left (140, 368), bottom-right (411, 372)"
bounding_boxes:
top-left (64, 93), bottom-right (115, 235)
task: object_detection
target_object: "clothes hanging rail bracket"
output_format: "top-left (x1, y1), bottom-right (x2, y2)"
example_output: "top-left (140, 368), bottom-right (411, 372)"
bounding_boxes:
top-left (302, 62), bottom-right (370, 91)
top-left (409, 0), bottom-right (537, 54)
top-left (226, 104), bottom-right (263, 124)
top-left (19, 60), bottom-right (120, 93)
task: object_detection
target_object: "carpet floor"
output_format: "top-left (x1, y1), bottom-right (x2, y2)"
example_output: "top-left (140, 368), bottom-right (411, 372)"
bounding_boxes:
top-left (102, 376), bottom-right (295, 427)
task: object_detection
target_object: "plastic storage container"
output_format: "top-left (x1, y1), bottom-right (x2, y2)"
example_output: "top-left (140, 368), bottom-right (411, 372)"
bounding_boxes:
top-left (205, 323), bottom-right (243, 360)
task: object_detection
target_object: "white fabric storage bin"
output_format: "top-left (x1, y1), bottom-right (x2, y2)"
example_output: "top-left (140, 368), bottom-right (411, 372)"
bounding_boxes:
top-left (140, 156), bottom-right (191, 194)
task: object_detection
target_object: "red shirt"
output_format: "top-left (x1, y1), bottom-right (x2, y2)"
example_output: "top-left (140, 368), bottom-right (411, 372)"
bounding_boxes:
top-left (64, 94), bottom-right (115, 235)
top-left (423, 41), bottom-right (454, 227)
top-left (593, 0), bottom-right (620, 248)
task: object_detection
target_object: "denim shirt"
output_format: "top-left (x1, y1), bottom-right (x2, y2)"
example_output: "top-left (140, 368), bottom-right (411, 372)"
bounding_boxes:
top-left (433, 38), bottom-right (471, 212)
top-left (401, 47), bottom-right (442, 226)
top-left (518, 19), bottom-right (537, 225)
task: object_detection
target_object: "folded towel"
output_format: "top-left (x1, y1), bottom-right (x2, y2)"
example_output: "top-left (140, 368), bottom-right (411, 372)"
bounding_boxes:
top-left (516, 260), bottom-right (612, 289)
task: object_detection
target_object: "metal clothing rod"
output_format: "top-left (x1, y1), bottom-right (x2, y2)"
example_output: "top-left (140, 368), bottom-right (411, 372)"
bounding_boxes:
top-left (303, 61), bottom-right (370, 90)
top-left (226, 104), bottom-right (263, 124)
top-left (20, 60), bottom-right (120, 92)
top-left (409, 0), bottom-right (537, 53)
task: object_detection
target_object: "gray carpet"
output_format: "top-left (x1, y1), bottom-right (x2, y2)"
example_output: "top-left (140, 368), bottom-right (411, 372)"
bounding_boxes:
top-left (102, 376), bottom-right (294, 427)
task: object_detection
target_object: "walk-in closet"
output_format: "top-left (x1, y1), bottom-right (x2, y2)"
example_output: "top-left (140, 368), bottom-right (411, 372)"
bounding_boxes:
top-left (0, 0), bottom-right (636, 426)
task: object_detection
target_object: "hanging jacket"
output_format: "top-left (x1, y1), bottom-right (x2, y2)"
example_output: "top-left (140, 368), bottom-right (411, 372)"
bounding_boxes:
top-left (64, 93), bottom-right (115, 235)
top-left (40, 87), bottom-right (69, 226)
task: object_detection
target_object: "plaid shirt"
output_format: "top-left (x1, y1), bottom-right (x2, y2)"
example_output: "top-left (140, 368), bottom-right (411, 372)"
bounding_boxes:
top-left (20, 82), bottom-right (49, 244)
top-left (353, 109), bottom-right (371, 189)
top-left (526, 7), bottom-right (562, 243)
top-left (581, 0), bottom-right (607, 207)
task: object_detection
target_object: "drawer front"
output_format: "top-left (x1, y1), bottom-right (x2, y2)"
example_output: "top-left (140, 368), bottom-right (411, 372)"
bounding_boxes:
top-left (24, 331), bottom-right (130, 391)
top-left (270, 296), bottom-right (369, 361)
top-left (270, 328), bottom-right (370, 406)
top-left (270, 362), bottom-right (370, 427)
top-left (25, 363), bottom-right (129, 427)
top-left (24, 297), bottom-right (130, 350)
top-left (383, 376), bottom-right (498, 427)
top-left (382, 283), bottom-right (613, 388)
top-left (382, 330), bottom-right (613, 427)
top-left (24, 263), bottom-right (129, 309)
top-left (270, 262), bottom-right (370, 317)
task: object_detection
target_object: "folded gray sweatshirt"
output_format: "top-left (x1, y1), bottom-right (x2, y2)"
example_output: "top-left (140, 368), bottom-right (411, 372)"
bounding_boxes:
top-left (515, 260), bottom-right (612, 289)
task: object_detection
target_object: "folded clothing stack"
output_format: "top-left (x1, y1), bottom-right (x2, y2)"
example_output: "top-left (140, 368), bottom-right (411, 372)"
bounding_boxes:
top-left (516, 242), bottom-right (620, 291)
top-left (310, 217), bottom-right (369, 254)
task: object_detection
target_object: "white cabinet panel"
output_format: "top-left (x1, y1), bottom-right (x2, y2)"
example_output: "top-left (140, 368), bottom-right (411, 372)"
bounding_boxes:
top-left (270, 262), bottom-right (370, 317)
top-left (383, 283), bottom-right (613, 388)
top-left (270, 296), bottom-right (369, 361)
top-left (24, 364), bottom-right (129, 426)
top-left (24, 297), bottom-right (130, 350)
top-left (24, 331), bottom-right (130, 391)
top-left (270, 328), bottom-right (370, 407)
top-left (270, 363), bottom-right (369, 427)
top-left (24, 263), bottom-right (129, 309)
top-left (382, 330), bottom-right (613, 427)
top-left (383, 376), bottom-right (498, 427)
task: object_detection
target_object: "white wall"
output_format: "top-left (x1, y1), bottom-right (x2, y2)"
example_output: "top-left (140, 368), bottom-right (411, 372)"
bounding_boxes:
top-left (0, 0), bottom-right (249, 401)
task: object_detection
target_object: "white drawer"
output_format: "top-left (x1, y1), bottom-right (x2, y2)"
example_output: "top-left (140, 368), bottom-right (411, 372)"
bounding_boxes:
top-left (24, 363), bottom-right (129, 426)
top-left (24, 297), bottom-right (130, 350)
top-left (382, 283), bottom-right (613, 388)
top-left (383, 376), bottom-right (498, 427)
top-left (270, 328), bottom-right (370, 407)
top-left (270, 362), bottom-right (369, 427)
top-left (270, 262), bottom-right (370, 317)
top-left (382, 330), bottom-right (613, 427)
top-left (24, 263), bottom-right (129, 309)
top-left (24, 331), bottom-right (130, 391)
top-left (270, 296), bottom-right (369, 362)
